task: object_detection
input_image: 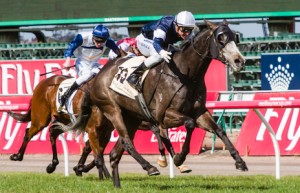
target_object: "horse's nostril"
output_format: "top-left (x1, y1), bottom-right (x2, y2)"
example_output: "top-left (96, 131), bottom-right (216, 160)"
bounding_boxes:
top-left (234, 59), bottom-right (241, 64)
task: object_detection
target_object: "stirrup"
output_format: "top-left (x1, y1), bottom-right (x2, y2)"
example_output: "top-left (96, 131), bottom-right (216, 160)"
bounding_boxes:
top-left (128, 79), bottom-right (142, 92)
top-left (127, 75), bottom-right (142, 92)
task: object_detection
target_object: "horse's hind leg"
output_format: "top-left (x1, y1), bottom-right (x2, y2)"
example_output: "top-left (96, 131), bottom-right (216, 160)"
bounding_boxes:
top-left (196, 111), bottom-right (248, 171)
top-left (109, 138), bottom-right (124, 188)
top-left (47, 124), bottom-right (64, 173)
top-left (10, 124), bottom-right (45, 161)
top-left (109, 128), bottom-right (160, 188)
top-left (98, 106), bottom-right (159, 187)
top-left (88, 126), bottom-right (112, 180)
top-left (110, 139), bottom-right (160, 188)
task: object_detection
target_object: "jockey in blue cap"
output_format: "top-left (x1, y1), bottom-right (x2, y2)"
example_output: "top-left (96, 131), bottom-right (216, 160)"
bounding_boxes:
top-left (59, 24), bottom-right (120, 111)
top-left (127, 11), bottom-right (196, 89)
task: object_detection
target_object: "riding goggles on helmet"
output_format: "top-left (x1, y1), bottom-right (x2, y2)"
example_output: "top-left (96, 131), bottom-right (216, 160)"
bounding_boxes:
top-left (93, 36), bottom-right (107, 43)
top-left (178, 26), bottom-right (194, 33)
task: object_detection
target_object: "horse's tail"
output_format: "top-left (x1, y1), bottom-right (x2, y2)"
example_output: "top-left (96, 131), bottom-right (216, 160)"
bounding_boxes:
top-left (7, 99), bottom-right (32, 122)
top-left (53, 92), bottom-right (92, 135)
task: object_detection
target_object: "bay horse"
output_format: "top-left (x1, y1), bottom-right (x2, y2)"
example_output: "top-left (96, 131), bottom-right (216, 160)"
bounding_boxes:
top-left (7, 75), bottom-right (181, 177)
top-left (6, 75), bottom-right (109, 176)
top-left (59, 20), bottom-right (247, 188)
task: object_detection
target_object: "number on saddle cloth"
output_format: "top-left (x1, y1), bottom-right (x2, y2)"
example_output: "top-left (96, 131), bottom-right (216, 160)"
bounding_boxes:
top-left (109, 56), bottom-right (147, 99)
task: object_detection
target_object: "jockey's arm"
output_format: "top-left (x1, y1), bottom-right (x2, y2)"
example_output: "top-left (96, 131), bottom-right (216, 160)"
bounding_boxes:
top-left (64, 34), bottom-right (83, 58)
top-left (153, 36), bottom-right (171, 63)
top-left (63, 34), bottom-right (83, 69)
top-left (106, 39), bottom-right (121, 57)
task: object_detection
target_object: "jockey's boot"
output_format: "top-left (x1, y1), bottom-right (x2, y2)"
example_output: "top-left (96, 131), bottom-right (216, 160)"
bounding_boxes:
top-left (126, 62), bottom-right (148, 91)
top-left (58, 82), bottom-right (80, 111)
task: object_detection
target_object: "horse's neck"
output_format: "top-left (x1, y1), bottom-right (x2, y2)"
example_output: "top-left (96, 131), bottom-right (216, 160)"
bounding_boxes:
top-left (173, 39), bottom-right (211, 80)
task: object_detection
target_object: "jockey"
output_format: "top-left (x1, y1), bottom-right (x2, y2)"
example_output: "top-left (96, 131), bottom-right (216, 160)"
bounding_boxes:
top-left (108, 37), bottom-right (141, 60)
top-left (126, 11), bottom-right (196, 89)
top-left (59, 24), bottom-right (120, 111)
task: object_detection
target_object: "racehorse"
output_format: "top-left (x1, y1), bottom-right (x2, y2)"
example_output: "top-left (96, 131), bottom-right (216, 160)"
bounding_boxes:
top-left (6, 75), bottom-right (107, 176)
top-left (7, 74), bottom-right (183, 177)
top-left (58, 20), bottom-right (247, 188)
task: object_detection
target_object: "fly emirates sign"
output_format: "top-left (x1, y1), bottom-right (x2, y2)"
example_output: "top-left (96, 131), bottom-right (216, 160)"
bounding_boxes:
top-left (235, 92), bottom-right (300, 155)
top-left (0, 61), bottom-right (77, 94)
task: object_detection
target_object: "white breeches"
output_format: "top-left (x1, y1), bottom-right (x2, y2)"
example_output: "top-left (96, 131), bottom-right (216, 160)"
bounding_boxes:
top-left (136, 34), bottom-right (163, 68)
top-left (75, 59), bottom-right (101, 85)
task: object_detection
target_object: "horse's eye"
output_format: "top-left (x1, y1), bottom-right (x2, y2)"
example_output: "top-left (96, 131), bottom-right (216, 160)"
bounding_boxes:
top-left (217, 32), bottom-right (228, 46)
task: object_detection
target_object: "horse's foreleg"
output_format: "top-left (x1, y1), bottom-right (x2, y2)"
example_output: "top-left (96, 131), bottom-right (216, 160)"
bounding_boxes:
top-left (159, 127), bottom-right (175, 157)
top-left (162, 110), bottom-right (195, 167)
top-left (173, 119), bottom-right (195, 167)
top-left (150, 125), bottom-right (167, 167)
top-left (47, 125), bottom-right (64, 173)
top-left (196, 111), bottom-right (248, 171)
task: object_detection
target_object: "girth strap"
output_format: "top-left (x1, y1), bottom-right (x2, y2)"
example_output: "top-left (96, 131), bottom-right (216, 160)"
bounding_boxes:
top-left (135, 92), bottom-right (158, 124)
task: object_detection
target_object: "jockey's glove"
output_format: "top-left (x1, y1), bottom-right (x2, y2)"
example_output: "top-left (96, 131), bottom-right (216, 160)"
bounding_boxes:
top-left (159, 50), bottom-right (172, 63)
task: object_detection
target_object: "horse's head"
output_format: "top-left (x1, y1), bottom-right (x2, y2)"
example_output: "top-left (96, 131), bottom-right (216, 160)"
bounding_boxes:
top-left (206, 20), bottom-right (245, 72)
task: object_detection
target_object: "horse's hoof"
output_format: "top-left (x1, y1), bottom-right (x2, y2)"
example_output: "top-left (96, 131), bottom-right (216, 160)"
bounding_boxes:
top-left (177, 165), bottom-right (192, 173)
top-left (10, 154), bottom-right (23, 161)
top-left (235, 161), bottom-right (248, 171)
top-left (46, 164), bottom-right (57, 174)
top-left (147, 167), bottom-right (160, 176)
top-left (173, 154), bottom-right (184, 167)
top-left (157, 156), bottom-right (168, 168)
top-left (73, 166), bottom-right (83, 176)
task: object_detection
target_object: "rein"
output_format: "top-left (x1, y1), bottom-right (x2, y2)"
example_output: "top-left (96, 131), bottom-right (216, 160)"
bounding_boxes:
top-left (190, 31), bottom-right (211, 58)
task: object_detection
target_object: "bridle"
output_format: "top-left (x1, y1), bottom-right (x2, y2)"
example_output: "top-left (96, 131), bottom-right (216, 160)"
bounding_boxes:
top-left (190, 24), bottom-right (233, 64)
top-left (211, 30), bottom-right (228, 63)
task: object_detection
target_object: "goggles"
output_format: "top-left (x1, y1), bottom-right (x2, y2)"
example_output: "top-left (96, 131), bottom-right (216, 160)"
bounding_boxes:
top-left (93, 37), bottom-right (107, 44)
top-left (178, 26), bottom-right (194, 33)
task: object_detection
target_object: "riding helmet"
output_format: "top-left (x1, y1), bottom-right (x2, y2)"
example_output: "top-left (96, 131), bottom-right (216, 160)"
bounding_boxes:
top-left (92, 24), bottom-right (110, 40)
top-left (175, 11), bottom-right (196, 28)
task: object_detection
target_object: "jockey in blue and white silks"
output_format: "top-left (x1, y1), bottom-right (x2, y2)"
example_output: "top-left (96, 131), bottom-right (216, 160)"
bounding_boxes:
top-left (59, 24), bottom-right (120, 110)
top-left (126, 11), bottom-right (196, 89)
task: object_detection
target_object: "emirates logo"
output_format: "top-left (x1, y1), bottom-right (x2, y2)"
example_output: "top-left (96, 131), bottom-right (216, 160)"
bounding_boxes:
top-left (265, 56), bottom-right (294, 91)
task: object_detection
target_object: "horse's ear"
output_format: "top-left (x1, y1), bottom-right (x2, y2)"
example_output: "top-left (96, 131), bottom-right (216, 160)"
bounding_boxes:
top-left (223, 19), bottom-right (228, 25)
top-left (205, 20), bottom-right (217, 29)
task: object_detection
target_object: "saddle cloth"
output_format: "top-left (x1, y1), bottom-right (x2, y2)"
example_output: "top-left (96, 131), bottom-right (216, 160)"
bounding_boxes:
top-left (56, 77), bottom-right (78, 116)
top-left (110, 56), bottom-right (149, 99)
